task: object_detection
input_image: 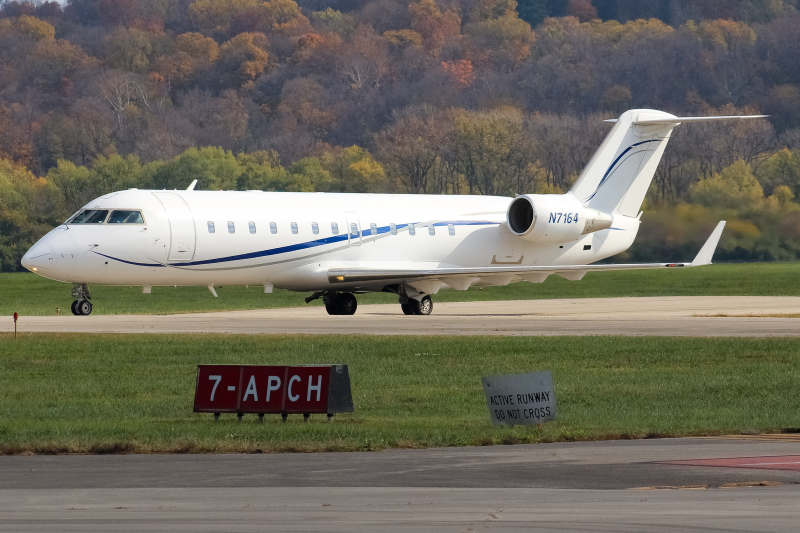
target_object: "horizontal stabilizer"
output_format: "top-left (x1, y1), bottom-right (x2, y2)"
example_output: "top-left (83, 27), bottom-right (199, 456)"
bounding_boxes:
top-left (633, 115), bottom-right (768, 126)
top-left (604, 115), bottom-right (767, 125)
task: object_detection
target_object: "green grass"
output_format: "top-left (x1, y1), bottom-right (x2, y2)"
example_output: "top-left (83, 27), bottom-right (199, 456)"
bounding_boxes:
top-left (1, 333), bottom-right (798, 454)
top-left (4, 261), bottom-right (800, 316)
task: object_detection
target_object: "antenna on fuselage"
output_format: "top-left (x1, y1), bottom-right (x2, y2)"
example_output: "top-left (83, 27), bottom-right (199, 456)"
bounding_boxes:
top-left (186, 180), bottom-right (198, 191)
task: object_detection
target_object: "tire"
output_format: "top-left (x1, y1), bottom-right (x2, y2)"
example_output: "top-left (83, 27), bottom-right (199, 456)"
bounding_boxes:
top-left (325, 301), bottom-right (338, 315)
top-left (71, 300), bottom-right (80, 315)
top-left (337, 293), bottom-right (357, 315)
top-left (77, 300), bottom-right (93, 316)
top-left (410, 295), bottom-right (433, 316)
top-left (400, 302), bottom-right (414, 315)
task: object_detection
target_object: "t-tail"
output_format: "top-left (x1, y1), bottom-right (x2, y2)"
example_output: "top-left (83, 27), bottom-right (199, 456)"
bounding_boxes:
top-left (569, 109), bottom-right (768, 217)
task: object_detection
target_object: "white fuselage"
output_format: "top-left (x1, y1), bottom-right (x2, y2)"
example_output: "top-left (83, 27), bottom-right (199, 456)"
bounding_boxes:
top-left (22, 189), bottom-right (639, 292)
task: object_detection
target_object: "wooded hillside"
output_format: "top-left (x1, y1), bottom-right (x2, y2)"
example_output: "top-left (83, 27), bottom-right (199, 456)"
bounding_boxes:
top-left (2, 0), bottom-right (800, 271)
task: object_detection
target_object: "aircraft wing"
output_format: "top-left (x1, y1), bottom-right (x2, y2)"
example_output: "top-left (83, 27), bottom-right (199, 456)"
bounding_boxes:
top-left (327, 221), bottom-right (726, 288)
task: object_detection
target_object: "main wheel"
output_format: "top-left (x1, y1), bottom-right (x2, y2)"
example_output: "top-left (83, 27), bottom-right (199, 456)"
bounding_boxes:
top-left (71, 300), bottom-right (80, 315)
top-left (76, 300), bottom-right (93, 316)
top-left (409, 295), bottom-right (433, 315)
top-left (400, 302), bottom-right (414, 315)
top-left (336, 293), bottom-right (357, 315)
top-left (325, 300), bottom-right (338, 315)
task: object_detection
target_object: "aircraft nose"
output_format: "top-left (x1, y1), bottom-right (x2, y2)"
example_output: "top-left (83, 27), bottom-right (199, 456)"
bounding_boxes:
top-left (21, 239), bottom-right (55, 272)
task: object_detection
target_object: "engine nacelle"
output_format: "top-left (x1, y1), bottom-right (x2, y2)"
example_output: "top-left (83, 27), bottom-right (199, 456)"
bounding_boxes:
top-left (506, 194), bottom-right (613, 244)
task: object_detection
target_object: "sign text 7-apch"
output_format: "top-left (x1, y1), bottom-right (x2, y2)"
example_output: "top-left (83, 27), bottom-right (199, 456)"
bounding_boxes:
top-left (194, 364), bottom-right (353, 417)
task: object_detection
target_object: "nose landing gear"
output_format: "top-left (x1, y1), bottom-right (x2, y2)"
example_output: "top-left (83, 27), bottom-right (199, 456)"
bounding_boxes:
top-left (70, 283), bottom-right (93, 316)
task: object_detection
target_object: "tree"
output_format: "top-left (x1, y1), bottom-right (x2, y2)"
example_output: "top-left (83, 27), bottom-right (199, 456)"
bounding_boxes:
top-left (451, 106), bottom-right (532, 196)
top-left (0, 157), bottom-right (64, 271)
top-left (320, 145), bottom-right (385, 192)
top-left (216, 32), bottom-right (270, 89)
top-left (689, 159), bottom-right (764, 209)
top-left (375, 105), bottom-right (446, 193)
top-left (105, 28), bottom-right (153, 72)
top-left (151, 146), bottom-right (242, 190)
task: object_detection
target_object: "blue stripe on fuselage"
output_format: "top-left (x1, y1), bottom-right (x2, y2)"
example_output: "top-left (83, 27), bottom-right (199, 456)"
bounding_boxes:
top-left (95, 220), bottom-right (499, 268)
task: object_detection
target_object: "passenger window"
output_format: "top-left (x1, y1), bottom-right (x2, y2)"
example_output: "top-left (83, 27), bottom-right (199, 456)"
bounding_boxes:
top-left (249, 221), bottom-right (256, 234)
top-left (448, 224), bottom-right (455, 236)
top-left (409, 225), bottom-right (416, 236)
top-left (270, 222), bottom-right (277, 234)
top-left (331, 222), bottom-right (339, 235)
top-left (69, 209), bottom-right (109, 224)
top-left (428, 225), bottom-right (435, 236)
top-left (108, 210), bottom-right (144, 224)
top-left (291, 222), bottom-right (298, 234)
top-left (370, 223), bottom-right (377, 236)
top-left (350, 223), bottom-right (359, 237)
top-left (390, 223), bottom-right (397, 235)
top-left (312, 222), bottom-right (319, 234)
top-left (208, 221), bottom-right (215, 234)
top-left (228, 221), bottom-right (235, 234)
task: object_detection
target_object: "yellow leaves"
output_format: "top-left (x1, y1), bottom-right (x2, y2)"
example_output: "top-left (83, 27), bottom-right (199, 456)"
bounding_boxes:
top-left (177, 32), bottom-right (220, 63)
top-left (696, 19), bottom-right (756, 50)
top-left (189, 0), bottom-right (307, 39)
top-left (585, 18), bottom-right (673, 44)
top-left (689, 160), bottom-right (764, 209)
top-left (189, 0), bottom-right (259, 38)
top-left (15, 15), bottom-right (55, 41)
top-left (725, 219), bottom-right (761, 238)
top-left (383, 29), bottom-right (423, 51)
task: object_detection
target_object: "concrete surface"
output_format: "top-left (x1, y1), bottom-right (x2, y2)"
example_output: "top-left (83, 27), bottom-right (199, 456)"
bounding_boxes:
top-left (4, 296), bottom-right (800, 336)
top-left (1, 436), bottom-right (799, 532)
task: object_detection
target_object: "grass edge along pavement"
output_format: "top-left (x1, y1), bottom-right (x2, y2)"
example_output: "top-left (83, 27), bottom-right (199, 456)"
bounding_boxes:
top-left (1, 333), bottom-right (798, 455)
top-left (3, 262), bottom-right (800, 316)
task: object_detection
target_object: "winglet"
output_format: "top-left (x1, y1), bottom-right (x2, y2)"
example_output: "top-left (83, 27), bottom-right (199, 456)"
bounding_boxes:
top-left (691, 221), bottom-right (726, 266)
top-left (187, 179), bottom-right (198, 191)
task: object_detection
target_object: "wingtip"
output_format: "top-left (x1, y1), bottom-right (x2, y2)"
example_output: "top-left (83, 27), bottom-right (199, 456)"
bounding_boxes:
top-left (691, 221), bottom-right (726, 266)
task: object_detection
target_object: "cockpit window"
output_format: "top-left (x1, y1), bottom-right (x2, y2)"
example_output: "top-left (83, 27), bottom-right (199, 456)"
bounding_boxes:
top-left (107, 210), bottom-right (144, 224)
top-left (68, 210), bottom-right (109, 224)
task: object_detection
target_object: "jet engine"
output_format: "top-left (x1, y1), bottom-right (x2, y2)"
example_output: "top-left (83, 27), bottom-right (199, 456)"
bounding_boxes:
top-left (506, 194), bottom-right (613, 244)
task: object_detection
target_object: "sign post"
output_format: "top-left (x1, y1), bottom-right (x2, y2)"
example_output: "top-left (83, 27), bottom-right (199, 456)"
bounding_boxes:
top-left (482, 371), bottom-right (556, 426)
top-left (194, 364), bottom-right (353, 421)
top-left (13, 312), bottom-right (17, 339)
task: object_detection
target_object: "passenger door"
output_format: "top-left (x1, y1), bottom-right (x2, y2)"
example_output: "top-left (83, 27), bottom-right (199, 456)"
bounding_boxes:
top-left (153, 192), bottom-right (197, 262)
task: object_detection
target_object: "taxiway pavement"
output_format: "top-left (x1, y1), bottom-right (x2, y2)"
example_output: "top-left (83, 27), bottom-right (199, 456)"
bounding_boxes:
top-left (2, 436), bottom-right (799, 532)
top-left (4, 296), bottom-right (800, 336)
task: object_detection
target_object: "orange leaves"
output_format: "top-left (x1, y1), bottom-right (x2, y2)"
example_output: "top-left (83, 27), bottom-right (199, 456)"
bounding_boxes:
top-left (441, 60), bottom-right (474, 88)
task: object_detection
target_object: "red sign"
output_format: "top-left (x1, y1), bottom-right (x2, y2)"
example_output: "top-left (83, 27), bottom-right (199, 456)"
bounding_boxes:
top-left (193, 364), bottom-right (351, 416)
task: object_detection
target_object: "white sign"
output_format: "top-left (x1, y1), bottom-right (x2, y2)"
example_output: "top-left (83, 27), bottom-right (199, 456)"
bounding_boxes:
top-left (482, 371), bottom-right (556, 426)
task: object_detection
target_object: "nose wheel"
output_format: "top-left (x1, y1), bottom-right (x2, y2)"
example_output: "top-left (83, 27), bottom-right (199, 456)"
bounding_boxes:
top-left (70, 283), bottom-right (93, 315)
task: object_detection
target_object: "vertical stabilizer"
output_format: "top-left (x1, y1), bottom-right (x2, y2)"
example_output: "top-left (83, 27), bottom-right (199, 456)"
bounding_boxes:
top-left (569, 109), bottom-right (678, 217)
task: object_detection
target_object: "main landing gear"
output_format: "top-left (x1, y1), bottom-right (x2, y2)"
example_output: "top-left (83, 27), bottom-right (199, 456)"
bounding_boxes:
top-left (306, 291), bottom-right (358, 315)
top-left (400, 295), bottom-right (433, 315)
top-left (305, 288), bottom-right (434, 316)
top-left (70, 283), bottom-right (93, 316)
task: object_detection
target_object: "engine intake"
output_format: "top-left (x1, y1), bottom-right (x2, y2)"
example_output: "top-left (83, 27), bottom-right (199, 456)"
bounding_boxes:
top-left (507, 194), bottom-right (613, 244)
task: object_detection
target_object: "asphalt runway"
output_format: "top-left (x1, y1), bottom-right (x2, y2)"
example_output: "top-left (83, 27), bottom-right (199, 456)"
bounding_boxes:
top-left (2, 436), bottom-right (800, 532)
top-left (4, 296), bottom-right (800, 336)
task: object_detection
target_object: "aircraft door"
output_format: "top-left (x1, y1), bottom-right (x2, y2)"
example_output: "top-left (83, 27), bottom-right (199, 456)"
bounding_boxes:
top-left (345, 211), bottom-right (361, 246)
top-left (153, 192), bottom-right (197, 261)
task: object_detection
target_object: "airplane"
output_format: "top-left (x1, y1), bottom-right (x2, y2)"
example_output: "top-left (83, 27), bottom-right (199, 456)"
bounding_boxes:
top-left (21, 109), bottom-right (765, 316)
